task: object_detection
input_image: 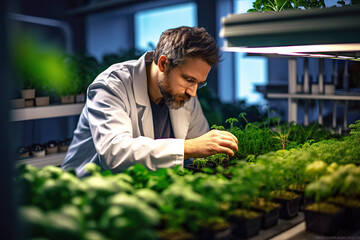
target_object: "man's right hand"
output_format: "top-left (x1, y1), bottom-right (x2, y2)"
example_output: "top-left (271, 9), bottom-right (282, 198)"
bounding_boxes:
top-left (184, 130), bottom-right (238, 159)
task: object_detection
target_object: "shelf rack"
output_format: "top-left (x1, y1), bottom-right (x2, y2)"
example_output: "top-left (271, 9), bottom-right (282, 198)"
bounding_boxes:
top-left (18, 152), bottom-right (67, 169)
top-left (11, 103), bottom-right (84, 168)
top-left (10, 103), bottom-right (84, 121)
top-left (220, 5), bottom-right (360, 128)
top-left (220, 5), bottom-right (360, 238)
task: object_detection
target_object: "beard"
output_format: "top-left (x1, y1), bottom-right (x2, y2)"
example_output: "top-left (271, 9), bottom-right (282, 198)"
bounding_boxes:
top-left (158, 75), bottom-right (191, 110)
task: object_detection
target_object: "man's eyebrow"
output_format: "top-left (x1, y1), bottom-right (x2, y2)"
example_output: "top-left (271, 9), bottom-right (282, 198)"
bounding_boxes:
top-left (181, 73), bottom-right (199, 82)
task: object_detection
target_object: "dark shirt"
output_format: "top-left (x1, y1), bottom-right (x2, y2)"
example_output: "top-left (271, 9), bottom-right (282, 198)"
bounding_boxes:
top-left (150, 98), bottom-right (175, 139)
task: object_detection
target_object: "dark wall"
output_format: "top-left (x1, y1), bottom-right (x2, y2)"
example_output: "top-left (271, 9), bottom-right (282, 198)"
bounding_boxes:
top-left (1, 0), bottom-right (17, 239)
top-left (9, 0), bottom-right (87, 53)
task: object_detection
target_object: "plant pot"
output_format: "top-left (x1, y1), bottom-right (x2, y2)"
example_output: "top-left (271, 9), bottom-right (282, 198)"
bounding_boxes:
top-left (11, 99), bottom-right (25, 109)
top-left (21, 89), bottom-right (35, 99)
top-left (197, 220), bottom-right (231, 240)
top-left (18, 145), bottom-right (30, 159)
top-left (251, 199), bottom-right (281, 229)
top-left (61, 95), bottom-right (75, 104)
top-left (45, 141), bottom-right (58, 155)
top-left (59, 138), bottom-right (72, 153)
top-left (272, 191), bottom-right (301, 219)
top-left (25, 99), bottom-right (34, 108)
top-left (304, 202), bottom-right (344, 235)
top-left (32, 143), bottom-right (45, 157)
top-left (229, 209), bottom-right (262, 238)
top-left (327, 196), bottom-right (360, 231)
top-left (76, 93), bottom-right (86, 103)
top-left (35, 96), bottom-right (50, 106)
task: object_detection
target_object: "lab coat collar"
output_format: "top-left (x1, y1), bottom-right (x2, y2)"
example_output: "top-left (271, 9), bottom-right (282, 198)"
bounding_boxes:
top-left (133, 51), bottom-right (191, 140)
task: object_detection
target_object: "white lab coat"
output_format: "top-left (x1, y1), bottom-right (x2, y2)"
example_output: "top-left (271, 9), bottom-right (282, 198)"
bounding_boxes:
top-left (62, 52), bottom-right (209, 177)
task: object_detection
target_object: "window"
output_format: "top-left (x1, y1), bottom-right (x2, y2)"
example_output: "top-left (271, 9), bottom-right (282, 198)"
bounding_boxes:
top-left (234, 0), bottom-right (268, 104)
top-left (134, 3), bottom-right (197, 51)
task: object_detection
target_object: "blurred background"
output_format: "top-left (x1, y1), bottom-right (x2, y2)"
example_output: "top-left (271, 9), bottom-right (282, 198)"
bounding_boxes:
top-left (1, 0), bottom-right (360, 238)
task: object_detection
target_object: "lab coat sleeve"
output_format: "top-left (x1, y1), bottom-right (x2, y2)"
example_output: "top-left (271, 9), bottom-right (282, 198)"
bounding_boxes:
top-left (86, 77), bottom-right (184, 173)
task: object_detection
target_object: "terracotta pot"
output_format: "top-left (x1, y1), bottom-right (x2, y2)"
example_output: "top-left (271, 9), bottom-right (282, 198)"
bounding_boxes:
top-left (46, 141), bottom-right (58, 155)
top-left (25, 99), bottom-right (34, 108)
top-left (35, 96), bottom-right (50, 106)
top-left (32, 143), bottom-right (45, 157)
top-left (10, 98), bottom-right (25, 109)
top-left (61, 95), bottom-right (75, 104)
top-left (18, 145), bottom-right (30, 159)
top-left (59, 138), bottom-right (72, 153)
top-left (21, 89), bottom-right (35, 99)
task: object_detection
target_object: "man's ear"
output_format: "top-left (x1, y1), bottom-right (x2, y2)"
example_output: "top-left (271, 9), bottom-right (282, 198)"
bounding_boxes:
top-left (157, 55), bottom-right (168, 73)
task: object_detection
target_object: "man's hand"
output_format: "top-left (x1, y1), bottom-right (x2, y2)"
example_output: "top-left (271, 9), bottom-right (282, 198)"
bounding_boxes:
top-left (184, 130), bottom-right (238, 159)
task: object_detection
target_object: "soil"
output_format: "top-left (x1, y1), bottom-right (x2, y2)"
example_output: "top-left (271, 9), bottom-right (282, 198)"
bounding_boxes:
top-left (305, 202), bottom-right (341, 214)
top-left (251, 198), bottom-right (280, 212)
top-left (230, 209), bottom-right (261, 219)
top-left (271, 190), bottom-right (300, 200)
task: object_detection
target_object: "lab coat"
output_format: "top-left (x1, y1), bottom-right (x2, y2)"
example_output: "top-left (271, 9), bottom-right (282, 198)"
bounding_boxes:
top-left (62, 51), bottom-right (209, 177)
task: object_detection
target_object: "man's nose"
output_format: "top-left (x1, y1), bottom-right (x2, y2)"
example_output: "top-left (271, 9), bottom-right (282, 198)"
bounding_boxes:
top-left (185, 84), bottom-right (197, 97)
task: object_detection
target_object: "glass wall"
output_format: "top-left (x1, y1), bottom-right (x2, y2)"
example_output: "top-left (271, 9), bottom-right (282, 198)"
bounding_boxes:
top-left (134, 3), bottom-right (197, 51)
top-left (234, 0), bottom-right (268, 105)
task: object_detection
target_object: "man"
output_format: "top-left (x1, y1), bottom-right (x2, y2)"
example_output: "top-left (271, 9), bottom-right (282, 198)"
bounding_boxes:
top-left (62, 26), bottom-right (238, 177)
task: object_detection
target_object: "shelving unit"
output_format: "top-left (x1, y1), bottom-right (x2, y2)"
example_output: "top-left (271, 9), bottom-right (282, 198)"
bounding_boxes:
top-left (11, 103), bottom-right (84, 168)
top-left (220, 5), bottom-right (360, 129)
top-left (220, 5), bottom-right (360, 239)
top-left (10, 103), bottom-right (84, 121)
top-left (18, 152), bottom-right (67, 168)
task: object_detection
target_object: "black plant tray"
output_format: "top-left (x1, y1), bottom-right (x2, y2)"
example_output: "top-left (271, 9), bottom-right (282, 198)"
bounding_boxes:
top-left (274, 195), bottom-right (301, 220)
top-left (185, 163), bottom-right (216, 173)
top-left (304, 208), bottom-right (345, 235)
top-left (230, 213), bottom-right (262, 238)
top-left (247, 212), bottom-right (305, 240)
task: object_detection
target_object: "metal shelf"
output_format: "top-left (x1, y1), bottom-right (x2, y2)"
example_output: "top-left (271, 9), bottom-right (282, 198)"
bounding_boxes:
top-left (17, 152), bottom-right (66, 169)
top-left (267, 93), bottom-right (360, 101)
top-left (10, 103), bottom-right (84, 122)
top-left (220, 5), bottom-right (360, 60)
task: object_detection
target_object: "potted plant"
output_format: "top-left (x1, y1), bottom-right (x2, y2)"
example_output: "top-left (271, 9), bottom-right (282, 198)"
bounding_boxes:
top-left (271, 190), bottom-right (301, 219)
top-left (45, 141), bottom-right (58, 155)
top-left (59, 80), bottom-right (77, 104)
top-left (304, 202), bottom-right (344, 235)
top-left (228, 208), bottom-right (262, 238)
top-left (59, 138), bottom-right (72, 153)
top-left (21, 78), bottom-right (36, 107)
top-left (250, 198), bottom-right (281, 229)
top-left (304, 164), bottom-right (360, 235)
top-left (31, 143), bottom-right (45, 157)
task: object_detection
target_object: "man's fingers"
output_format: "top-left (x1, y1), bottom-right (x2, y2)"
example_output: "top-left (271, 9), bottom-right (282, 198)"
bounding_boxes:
top-left (218, 146), bottom-right (235, 156)
top-left (219, 139), bottom-right (238, 152)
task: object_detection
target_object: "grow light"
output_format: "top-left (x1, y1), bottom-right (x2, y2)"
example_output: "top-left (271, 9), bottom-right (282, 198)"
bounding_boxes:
top-left (222, 43), bottom-right (360, 60)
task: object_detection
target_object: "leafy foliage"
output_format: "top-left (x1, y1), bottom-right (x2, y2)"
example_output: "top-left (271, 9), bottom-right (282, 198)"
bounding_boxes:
top-left (15, 119), bottom-right (360, 239)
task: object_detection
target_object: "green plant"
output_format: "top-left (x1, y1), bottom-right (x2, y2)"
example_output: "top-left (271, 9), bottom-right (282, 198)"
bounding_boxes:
top-left (269, 125), bottom-right (292, 149)
top-left (192, 158), bottom-right (208, 169)
top-left (248, 0), bottom-right (326, 12)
